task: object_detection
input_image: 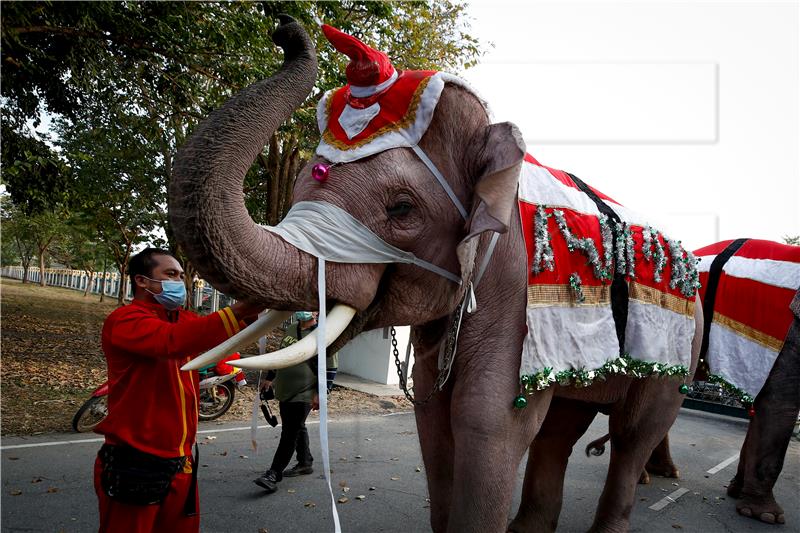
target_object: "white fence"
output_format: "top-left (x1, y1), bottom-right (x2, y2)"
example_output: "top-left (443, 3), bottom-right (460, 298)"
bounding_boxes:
top-left (1, 266), bottom-right (228, 312)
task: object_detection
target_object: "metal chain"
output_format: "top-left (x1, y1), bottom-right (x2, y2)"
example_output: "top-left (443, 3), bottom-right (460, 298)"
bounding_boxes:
top-left (391, 297), bottom-right (465, 406)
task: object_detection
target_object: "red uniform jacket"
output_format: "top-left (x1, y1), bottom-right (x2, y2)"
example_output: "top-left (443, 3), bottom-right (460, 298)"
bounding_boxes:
top-left (96, 300), bottom-right (243, 458)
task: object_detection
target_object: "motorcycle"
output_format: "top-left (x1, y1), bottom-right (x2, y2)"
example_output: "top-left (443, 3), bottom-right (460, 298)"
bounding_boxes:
top-left (71, 353), bottom-right (247, 432)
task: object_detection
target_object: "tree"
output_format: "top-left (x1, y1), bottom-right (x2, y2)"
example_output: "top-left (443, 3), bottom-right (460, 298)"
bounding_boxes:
top-left (1, 200), bottom-right (36, 282)
top-left (2, 1), bottom-right (484, 293)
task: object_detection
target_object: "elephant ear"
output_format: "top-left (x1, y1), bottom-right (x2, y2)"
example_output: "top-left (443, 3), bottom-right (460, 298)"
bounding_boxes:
top-left (456, 121), bottom-right (526, 283)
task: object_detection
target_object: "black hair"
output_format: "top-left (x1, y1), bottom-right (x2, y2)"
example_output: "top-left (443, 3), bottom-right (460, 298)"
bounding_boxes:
top-left (128, 247), bottom-right (174, 294)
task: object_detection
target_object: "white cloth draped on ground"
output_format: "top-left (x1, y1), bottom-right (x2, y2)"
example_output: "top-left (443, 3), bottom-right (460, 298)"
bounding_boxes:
top-left (695, 239), bottom-right (800, 402)
top-left (518, 154), bottom-right (699, 393)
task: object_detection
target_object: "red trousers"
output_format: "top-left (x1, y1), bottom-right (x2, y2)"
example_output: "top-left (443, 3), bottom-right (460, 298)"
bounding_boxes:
top-left (94, 456), bottom-right (199, 533)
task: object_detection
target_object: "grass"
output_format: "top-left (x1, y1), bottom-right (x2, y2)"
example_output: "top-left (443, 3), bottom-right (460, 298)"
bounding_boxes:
top-left (0, 278), bottom-right (410, 436)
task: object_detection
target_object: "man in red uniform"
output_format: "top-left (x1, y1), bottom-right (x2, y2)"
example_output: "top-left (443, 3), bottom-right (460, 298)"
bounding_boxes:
top-left (94, 248), bottom-right (262, 533)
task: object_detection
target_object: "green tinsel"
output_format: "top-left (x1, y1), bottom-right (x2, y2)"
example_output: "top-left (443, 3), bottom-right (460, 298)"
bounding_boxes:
top-left (706, 374), bottom-right (754, 405)
top-left (519, 354), bottom-right (690, 393)
top-left (569, 272), bottom-right (586, 303)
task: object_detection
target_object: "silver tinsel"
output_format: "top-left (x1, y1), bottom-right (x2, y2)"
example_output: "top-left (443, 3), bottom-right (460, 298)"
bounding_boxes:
top-left (614, 221), bottom-right (627, 274)
top-left (553, 209), bottom-right (610, 281)
top-left (599, 214), bottom-right (614, 272)
top-left (642, 226), bottom-right (654, 262)
top-left (652, 231), bottom-right (666, 282)
top-left (532, 205), bottom-right (555, 274)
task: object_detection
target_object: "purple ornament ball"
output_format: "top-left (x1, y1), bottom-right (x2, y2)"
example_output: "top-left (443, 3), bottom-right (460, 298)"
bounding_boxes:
top-left (312, 163), bottom-right (329, 182)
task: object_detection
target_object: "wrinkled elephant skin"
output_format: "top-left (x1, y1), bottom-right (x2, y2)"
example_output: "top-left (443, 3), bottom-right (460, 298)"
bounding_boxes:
top-left (170, 18), bottom-right (702, 533)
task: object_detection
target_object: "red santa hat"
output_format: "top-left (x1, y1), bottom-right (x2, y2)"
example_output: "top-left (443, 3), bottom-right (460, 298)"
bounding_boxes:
top-left (321, 24), bottom-right (397, 96)
top-left (315, 24), bottom-right (487, 163)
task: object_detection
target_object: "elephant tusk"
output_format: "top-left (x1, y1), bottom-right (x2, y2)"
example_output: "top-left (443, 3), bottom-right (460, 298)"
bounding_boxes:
top-left (232, 304), bottom-right (357, 370)
top-left (181, 310), bottom-right (292, 371)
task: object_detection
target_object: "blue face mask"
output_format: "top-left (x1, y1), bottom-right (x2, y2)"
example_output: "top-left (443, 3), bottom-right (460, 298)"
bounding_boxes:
top-left (294, 311), bottom-right (314, 322)
top-left (144, 277), bottom-right (186, 311)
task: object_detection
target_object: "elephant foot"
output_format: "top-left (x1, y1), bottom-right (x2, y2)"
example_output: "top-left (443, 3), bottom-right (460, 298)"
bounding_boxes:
top-left (737, 494), bottom-right (785, 525)
top-left (645, 459), bottom-right (680, 479)
top-left (638, 470), bottom-right (651, 485)
top-left (726, 475), bottom-right (743, 498)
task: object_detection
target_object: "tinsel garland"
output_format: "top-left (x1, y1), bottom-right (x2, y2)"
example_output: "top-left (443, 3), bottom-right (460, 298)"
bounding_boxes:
top-left (614, 221), bottom-right (627, 275)
top-left (642, 226), bottom-right (654, 261)
top-left (624, 223), bottom-right (636, 278)
top-left (569, 272), bottom-right (585, 303)
top-left (532, 206), bottom-right (555, 274)
top-left (519, 354), bottom-right (690, 392)
top-left (706, 373), bottom-right (754, 405)
top-left (598, 214), bottom-right (614, 272)
top-left (553, 209), bottom-right (611, 281)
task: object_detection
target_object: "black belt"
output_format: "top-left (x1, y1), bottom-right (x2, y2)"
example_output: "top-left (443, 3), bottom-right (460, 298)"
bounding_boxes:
top-left (699, 238), bottom-right (749, 358)
top-left (568, 173), bottom-right (629, 355)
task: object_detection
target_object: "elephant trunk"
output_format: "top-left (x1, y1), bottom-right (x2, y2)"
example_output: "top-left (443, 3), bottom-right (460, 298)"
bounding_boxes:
top-left (170, 16), bottom-right (318, 305)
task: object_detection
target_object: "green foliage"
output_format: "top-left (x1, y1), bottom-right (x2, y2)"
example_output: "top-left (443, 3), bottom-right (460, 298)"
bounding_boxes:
top-left (783, 235), bottom-right (799, 246)
top-left (2, 1), bottom-right (483, 257)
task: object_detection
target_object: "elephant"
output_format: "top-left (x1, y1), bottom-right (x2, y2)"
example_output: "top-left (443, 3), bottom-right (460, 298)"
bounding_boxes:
top-left (587, 239), bottom-right (800, 525)
top-left (169, 16), bottom-right (704, 533)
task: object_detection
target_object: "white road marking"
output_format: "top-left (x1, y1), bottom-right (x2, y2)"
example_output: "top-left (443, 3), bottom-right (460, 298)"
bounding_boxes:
top-left (649, 487), bottom-right (690, 511)
top-left (0, 424), bottom-right (308, 451)
top-left (706, 453), bottom-right (739, 475)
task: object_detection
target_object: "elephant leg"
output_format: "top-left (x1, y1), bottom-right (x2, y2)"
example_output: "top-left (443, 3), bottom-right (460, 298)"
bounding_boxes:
top-left (643, 433), bottom-right (680, 479)
top-left (509, 398), bottom-right (599, 533)
top-left (413, 355), bottom-right (455, 532)
top-left (444, 387), bottom-right (553, 533)
top-left (733, 317), bottom-right (800, 525)
top-left (590, 386), bottom-right (684, 533)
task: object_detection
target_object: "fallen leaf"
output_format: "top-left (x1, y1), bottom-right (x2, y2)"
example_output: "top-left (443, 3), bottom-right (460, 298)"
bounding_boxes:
top-left (390, 457), bottom-right (399, 461)
top-left (205, 436), bottom-right (217, 440)
top-left (415, 466), bottom-right (421, 472)
top-left (390, 476), bottom-right (400, 481)
top-left (338, 480), bottom-right (348, 488)
top-left (369, 487), bottom-right (376, 491)
top-left (10, 490), bottom-right (22, 496)
top-left (304, 502), bottom-right (316, 508)
top-left (239, 455), bottom-right (248, 459)
top-left (46, 487), bottom-right (59, 493)
top-left (219, 451), bottom-right (228, 456)
top-left (356, 495), bottom-right (365, 501)
top-left (365, 438), bottom-right (372, 441)
top-left (31, 477), bottom-right (43, 484)
top-left (287, 489), bottom-right (296, 494)
top-left (338, 497), bottom-right (349, 504)
top-left (259, 528), bottom-right (269, 533)
top-left (8, 457), bottom-right (19, 461)
top-left (355, 455), bottom-right (362, 459)
top-left (342, 487), bottom-right (350, 493)
top-left (671, 525), bottom-right (682, 530)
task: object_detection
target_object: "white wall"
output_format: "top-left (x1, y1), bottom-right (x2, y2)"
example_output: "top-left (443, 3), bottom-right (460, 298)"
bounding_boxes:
top-left (462, 0), bottom-right (799, 251)
top-left (337, 326), bottom-right (415, 384)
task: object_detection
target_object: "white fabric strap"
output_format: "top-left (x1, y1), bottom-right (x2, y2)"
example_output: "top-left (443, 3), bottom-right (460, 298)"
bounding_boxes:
top-left (264, 201), bottom-right (461, 284)
top-left (317, 260), bottom-right (342, 533)
top-left (411, 144), bottom-right (469, 221)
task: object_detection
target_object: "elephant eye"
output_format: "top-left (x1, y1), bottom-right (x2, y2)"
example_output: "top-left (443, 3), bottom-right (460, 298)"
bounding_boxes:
top-left (387, 201), bottom-right (413, 218)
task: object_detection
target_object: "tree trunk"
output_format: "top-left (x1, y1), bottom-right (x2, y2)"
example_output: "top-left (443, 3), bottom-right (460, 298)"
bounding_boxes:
top-left (22, 264), bottom-right (29, 283)
top-left (99, 256), bottom-right (107, 302)
top-left (38, 254), bottom-right (46, 287)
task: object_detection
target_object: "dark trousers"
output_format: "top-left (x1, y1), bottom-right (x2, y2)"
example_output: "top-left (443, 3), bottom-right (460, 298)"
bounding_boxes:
top-left (270, 401), bottom-right (313, 473)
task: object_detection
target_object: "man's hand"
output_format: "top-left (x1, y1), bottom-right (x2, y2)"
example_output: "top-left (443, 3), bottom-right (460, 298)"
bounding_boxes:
top-left (230, 301), bottom-right (265, 323)
top-left (311, 394), bottom-right (319, 411)
top-left (259, 379), bottom-right (272, 391)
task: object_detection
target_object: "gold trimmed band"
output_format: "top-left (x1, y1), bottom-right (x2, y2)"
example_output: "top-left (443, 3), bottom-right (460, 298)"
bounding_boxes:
top-left (527, 284), bottom-right (610, 307)
top-left (629, 282), bottom-right (695, 317)
top-left (713, 313), bottom-right (784, 352)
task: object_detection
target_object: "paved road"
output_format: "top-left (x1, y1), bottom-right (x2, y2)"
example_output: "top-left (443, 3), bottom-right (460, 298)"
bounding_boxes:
top-left (2, 408), bottom-right (798, 532)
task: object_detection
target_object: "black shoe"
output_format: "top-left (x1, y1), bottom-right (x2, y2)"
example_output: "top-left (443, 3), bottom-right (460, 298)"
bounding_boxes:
top-left (254, 469), bottom-right (280, 493)
top-left (283, 463), bottom-right (314, 477)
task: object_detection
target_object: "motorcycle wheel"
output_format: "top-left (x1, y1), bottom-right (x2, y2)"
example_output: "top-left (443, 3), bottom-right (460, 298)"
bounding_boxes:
top-left (72, 395), bottom-right (109, 433)
top-left (198, 381), bottom-right (235, 421)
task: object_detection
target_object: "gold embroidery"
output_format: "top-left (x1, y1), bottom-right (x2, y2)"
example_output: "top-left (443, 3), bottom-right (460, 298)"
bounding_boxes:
top-left (628, 282), bottom-right (695, 317)
top-left (527, 284), bottom-right (610, 307)
top-left (322, 77), bottom-right (433, 150)
top-left (714, 313), bottom-right (784, 352)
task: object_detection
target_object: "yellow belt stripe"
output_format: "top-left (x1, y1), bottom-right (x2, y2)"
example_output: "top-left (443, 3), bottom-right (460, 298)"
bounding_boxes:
top-left (217, 309), bottom-right (234, 337)
top-left (223, 307), bottom-right (240, 335)
top-left (175, 363), bottom-right (188, 456)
